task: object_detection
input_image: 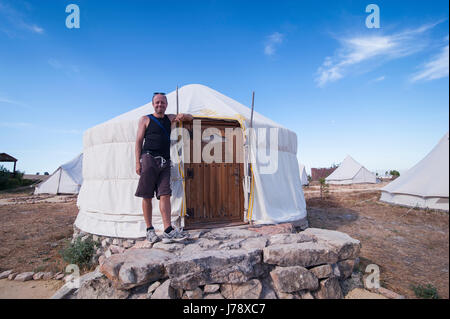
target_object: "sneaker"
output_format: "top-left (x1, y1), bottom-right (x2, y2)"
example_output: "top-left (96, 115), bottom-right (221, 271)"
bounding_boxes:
top-left (161, 227), bottom-right (189, 243)
top-left (146, 228), bottom-right (160, 243)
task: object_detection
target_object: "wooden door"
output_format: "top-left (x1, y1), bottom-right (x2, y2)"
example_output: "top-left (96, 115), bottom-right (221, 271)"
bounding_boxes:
top-left (183, 119), bottom-right (245, 229)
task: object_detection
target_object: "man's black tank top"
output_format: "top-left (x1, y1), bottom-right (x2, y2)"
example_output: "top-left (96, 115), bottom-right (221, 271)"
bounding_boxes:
top-left (142, 114), bottom-right (171, 160)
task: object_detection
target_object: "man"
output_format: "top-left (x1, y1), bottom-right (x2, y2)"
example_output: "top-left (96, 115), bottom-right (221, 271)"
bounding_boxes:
top-left (135, 92), bottom-right (193, 243)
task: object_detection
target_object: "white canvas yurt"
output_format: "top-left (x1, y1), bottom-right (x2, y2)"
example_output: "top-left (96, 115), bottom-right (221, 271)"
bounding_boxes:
top-left (299, 164), bottom-right (308, 186)
top-left (34, 153), bottom-right (83, 194)
top-left (380, 132), bottom-right (449, 211)
top-left (325, 155), bottom-right (376, 185)
top-left (75, 84), bottom-right (307, 238)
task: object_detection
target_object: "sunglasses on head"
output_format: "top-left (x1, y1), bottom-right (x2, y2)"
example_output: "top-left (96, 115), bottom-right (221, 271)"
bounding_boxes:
top-left (153, 92), bottom-right (166, 96)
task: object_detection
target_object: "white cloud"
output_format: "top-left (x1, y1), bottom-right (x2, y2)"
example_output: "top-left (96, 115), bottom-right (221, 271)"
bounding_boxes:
top-left (264, 32), bottom-right (284, 56)
top-left (315, 22), bottom-right (441, 87)
top-left (0, 1), bottom-right (44, 36)
top-left (0, 96), bottom-right (27, 107)
top-left (48, 58), bottom-right (62, 69)
top-left (0, 122), bottom-right (32, 128)
top-left (411, 41), bottom-right (449, 82)
top-left (372, 75), bottom-right (386, 82)
top-left (48, 58), bottom-right (81, 76)
top-left (30, 24), bottom-right (44, 34)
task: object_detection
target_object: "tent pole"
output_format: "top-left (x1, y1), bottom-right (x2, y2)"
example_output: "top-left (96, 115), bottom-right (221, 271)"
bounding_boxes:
top-left (247, 91), bottom-right (255, 225)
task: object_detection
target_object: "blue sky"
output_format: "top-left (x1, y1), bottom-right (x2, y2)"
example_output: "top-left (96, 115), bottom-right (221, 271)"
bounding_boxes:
top-left (0, 0), bottom-right (448, 175)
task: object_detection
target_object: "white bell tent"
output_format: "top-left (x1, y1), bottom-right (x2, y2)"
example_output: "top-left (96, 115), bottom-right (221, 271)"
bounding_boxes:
top-left (34, 153), bottom-right (83, 195)
top-left (299, 164), bottom-right (308, 186)
top-left (380, 132), bottom-right (449, 211)
top-left (325, 155), bottom-right (376, 185)
top-left (75, 84), bottom-right (307, 238)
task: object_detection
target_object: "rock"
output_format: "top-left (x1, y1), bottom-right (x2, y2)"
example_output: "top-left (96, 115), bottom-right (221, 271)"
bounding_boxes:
top-left (8, 273), bottom-right (17, 280)
top-left (92, 235), bottom-right (99, 242)
top-left (302, 228), bottom-right (361, 260)
top-left (104, 249), bottom-right (112, 258)
top-left (147, 281), bottom-right (161, 294)
top-left (0, 270), bottom-right (14, 279)
top-left (220, 279), bottom-right (262, 299)
top-left (166, 249), bottom-right (264, 290)
top-left (240, 237), bottom-right (268, 250)
top-left (267, 233), bottom-right (314, 246)
top-left (109, 245), bottom-right (125, 255)
top-left (129, 293), bottom-right (148, 299)
top-left (309, 264), bottom-right (333, 279)
top-left (15, 272), bottom-right (35, 282)
top-left (312, 277), bottom-right (343, 299)
top-left (204, 284), bottom-right (220, 294)
top-left (337, 259), bottom-right (356, 279)
top-left (277, 292), bottom-right (299, 299)
top-left (218, 239), bottom-right (244, 250)
top-left (96, 248), bottom-right (103, 255)
top-left (340, 272), bottom-right (364, 296)
top-left (331, 263), bottom-right (341, 278)
top-left (376, 287), bottom-right (405, 299)
top-left (299, 290), bottom-right (315, 299)
top-left (98, 255), bottom-right (106, 265)
top-left (247, 223), bottom-right (294, 236)
top-left (291, 217), bottom-right (309, 230)
top-left (195, 238), bottom-right (222, 249)
top-left (42, 272), bottom-right (54, 280)
top-left (55, 273), bottom-right (65, 280)
top-left (101, 239), bottom-right (109, 247)
top-left (263, 242), bottom-right (338, 267)
top-left (122, 241), bottom-right (133, 249)
top-left (33, 272), bottom-right (45, 280)
top-left (132, 240), bottom-right (153, 249)
top-left (100, 248), bottom-right (174, 289)
top-left (200, 228), bottom-right (262, 241)
top-left (204, 293), bottom-right (224, 299)
top-left (151, 279), bottom-right (178, 299)
top-left (259, 276), bottom-right (278, 299)
top-left (270, 266), bottom-right (319, 293)
top-left (182, 287), bottom-right (203, 299)
top-left (77, 276), bottom-right (130, 299)
top-left (152, 242), bottom-right (185, 252)
top-left (112, 239), bottom-right (121, 246)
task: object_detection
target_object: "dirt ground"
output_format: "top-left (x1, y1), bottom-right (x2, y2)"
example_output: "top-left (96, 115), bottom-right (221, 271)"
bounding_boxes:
top-left (304, 183), bottom-right (449, 299)
top-left (0, 191), bottom-right (78, 274)
top-left (0, 184), bottom-right (448, 299)
top-left (0, 279), bottom-right (64, 299)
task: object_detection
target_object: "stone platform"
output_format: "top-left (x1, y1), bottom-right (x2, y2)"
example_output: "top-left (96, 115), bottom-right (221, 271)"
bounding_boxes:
top-left (69, 224), bottom-right (362, 299)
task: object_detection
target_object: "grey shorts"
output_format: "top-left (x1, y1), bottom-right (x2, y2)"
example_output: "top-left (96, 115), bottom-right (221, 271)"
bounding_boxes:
top-left (135, 153), bottom-right (172, 200)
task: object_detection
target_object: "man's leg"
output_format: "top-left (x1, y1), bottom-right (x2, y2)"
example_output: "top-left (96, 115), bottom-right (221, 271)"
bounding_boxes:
top-left (142, 198), bottom-right (153, 228)
top-left (159, 195), bottom-right (171, 230)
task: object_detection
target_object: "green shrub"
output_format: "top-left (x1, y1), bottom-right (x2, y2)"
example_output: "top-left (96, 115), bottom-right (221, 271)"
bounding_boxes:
top-left (411, 284), bottom-right (440, 299)
top-left (0, 165), bottom-right (9, 189)
top-left (0, 166), bottom-right (30, 190)
top-left (319, 178), bottom-right (329, 199)
top-left (59, 236), bottom-right (99, 270)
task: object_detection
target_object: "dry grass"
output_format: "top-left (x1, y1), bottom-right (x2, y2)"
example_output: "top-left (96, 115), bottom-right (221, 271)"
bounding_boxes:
top-left (304, 185), bottom-right (449, 299)
top-left (0, 191), bottom-right (78, 274)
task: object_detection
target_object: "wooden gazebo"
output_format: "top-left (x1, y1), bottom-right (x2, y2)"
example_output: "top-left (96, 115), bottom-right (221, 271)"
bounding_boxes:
top-left (0, 153), bottom-right (17, 175)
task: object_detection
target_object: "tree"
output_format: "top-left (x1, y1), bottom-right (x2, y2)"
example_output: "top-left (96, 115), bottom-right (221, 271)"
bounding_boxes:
top-left (319, 178), bottom-right (329, 199)
top-left (389, 170), bottom-right (400, 177)
top-left (44, 172), bottom-right (49, 175)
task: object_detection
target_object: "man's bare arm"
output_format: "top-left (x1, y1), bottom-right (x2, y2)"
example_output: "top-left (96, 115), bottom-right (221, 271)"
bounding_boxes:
top-left (135, 116), bottom-right (149, 175)
top-left (168, 113), bottom-right (194, 123)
